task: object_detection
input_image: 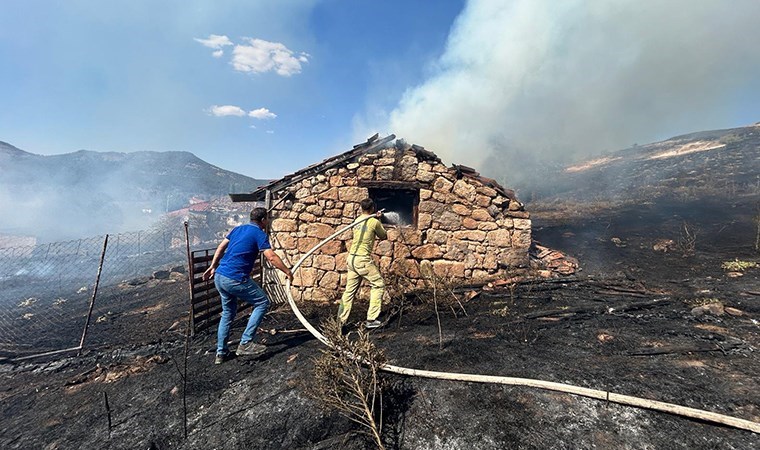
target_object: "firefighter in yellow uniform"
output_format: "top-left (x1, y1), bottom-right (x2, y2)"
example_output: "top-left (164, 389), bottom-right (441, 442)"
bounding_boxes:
top-left (338, 198), bottom-right (387, 329)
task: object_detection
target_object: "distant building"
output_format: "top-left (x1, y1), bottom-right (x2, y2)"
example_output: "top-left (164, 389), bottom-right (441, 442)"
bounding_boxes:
top-left (0, 233), bottom-right (37, 252)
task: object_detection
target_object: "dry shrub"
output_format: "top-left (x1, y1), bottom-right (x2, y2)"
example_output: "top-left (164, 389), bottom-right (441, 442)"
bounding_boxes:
top-left (684, 297), bottom-right (722, 308)
top-left (310, 317), bottom-right (387, 450)
top-left (721, 259), bottom-right (758, 272)
top-left (383, 260), bottom-right (468, 349)
top-left (491, 305), bottom-right (510, 317)
top-left (508, 321), bottom-right (540, 346)
top-left (719, 133), bottom-right (742, 145)
top-left (677, 221), bottom-right (699, 257)
top-left (418, 263), bottom-right (468, 316)
top-left (418, 262), bottom-right (468, 350)
top-left (382, 262), bottom-right (418, 328)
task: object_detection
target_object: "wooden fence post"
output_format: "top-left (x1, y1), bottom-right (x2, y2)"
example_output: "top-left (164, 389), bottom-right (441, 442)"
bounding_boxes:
top-left (184, 222), bottom-right (195, 336)
top-left (78, 234), bottom-right (109, 356)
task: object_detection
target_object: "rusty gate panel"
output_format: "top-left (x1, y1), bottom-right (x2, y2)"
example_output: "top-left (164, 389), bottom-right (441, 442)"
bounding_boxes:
top-left (188, 249), bottom-right (259, 334)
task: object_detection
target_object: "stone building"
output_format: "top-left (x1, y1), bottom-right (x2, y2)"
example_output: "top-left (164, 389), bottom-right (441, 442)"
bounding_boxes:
top-left (231, 134), bottom-right (532, 302)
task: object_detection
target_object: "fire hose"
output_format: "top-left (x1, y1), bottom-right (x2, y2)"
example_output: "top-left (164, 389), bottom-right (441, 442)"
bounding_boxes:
top-left (283, 214), bottom-right (760, 434)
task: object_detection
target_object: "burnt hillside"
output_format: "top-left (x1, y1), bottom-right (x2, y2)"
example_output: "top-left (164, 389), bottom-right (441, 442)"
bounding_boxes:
top-left (524, 124), bottom-right (760, 279)
top-left (524, 124), bottom-right (760, 207)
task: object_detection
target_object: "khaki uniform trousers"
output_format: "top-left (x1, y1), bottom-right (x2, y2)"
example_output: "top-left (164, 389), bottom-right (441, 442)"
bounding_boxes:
top-left (338, 254), bottom-right (384, 323)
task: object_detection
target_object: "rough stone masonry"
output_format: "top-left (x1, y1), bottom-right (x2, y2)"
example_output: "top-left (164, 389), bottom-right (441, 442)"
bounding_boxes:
top-left (268, 142), bottom-right (531, 302)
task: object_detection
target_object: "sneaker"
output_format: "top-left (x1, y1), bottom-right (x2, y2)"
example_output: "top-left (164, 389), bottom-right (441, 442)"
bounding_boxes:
top-left (236, 342), bottom-right (267, 357)
top-left (214, 353), bottom-right (230, 365)
top-left (364, 320), bottom-right (383, 329)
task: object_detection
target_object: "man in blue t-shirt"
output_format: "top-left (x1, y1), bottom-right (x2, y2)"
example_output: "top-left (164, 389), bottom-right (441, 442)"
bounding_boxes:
top-left (203, 207), bottom-right (293, 364)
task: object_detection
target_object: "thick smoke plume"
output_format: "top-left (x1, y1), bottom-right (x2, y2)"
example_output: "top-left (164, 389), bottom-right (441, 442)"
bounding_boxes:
top-left (387, 0), bottom-right (760, 186)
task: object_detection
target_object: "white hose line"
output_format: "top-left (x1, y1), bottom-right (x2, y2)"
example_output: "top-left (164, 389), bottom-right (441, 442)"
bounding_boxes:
top-left (283, 217), bottom-right (760, 434)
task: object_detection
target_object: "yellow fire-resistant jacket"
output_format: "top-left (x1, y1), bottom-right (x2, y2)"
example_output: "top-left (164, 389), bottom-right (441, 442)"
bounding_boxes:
top-left (348, 215), bottom-right (387, 256)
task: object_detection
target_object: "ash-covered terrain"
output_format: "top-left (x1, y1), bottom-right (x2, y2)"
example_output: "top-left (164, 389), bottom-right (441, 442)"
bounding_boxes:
top-left (1, 125), bottom-right (759, 449)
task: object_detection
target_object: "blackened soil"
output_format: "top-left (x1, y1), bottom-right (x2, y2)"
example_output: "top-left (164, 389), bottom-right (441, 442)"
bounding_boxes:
top-left (2, 198), bottom-right (760, 449)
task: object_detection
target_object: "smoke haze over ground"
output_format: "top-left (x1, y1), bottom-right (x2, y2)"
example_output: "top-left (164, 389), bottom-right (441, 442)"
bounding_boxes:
top-left (0, 142), bottom-right (263, 243)
top-left (386, 0), bottom-right (760, 186)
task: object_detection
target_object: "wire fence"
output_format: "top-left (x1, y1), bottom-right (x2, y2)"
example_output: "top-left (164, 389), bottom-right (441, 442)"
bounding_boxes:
top-left (0, 225), bottom-right (215, 359)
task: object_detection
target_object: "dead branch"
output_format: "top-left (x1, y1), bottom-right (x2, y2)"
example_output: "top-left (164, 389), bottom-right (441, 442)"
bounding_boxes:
top-left (525, 299), bottom-right (670, 320)
top-left (103, 391), bottom-right (112, 438)
top-left (431, 278), bottom-right (442, 350)
top-left (65, 367), bottom-right (98, 386)
top-left (260, 327), bottom-right (309, 335)
top-left (595, 289), bottom-right (649, 298)
top-left (309, 318), bottom-right (387, 450)
top-left (754, 206), bottom-right (760, 253)
top-left (626, 342), bottom-right (744, 356)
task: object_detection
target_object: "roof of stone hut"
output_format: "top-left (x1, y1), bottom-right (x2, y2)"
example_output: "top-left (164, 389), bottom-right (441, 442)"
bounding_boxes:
top-left (229, 133), bottom-right (516, 202)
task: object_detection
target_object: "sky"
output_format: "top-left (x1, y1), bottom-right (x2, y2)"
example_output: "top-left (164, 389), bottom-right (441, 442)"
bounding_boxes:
top-left (0, 0), bottom-right (463, 179)
top-left (1, 0), bottom-right (759, 182)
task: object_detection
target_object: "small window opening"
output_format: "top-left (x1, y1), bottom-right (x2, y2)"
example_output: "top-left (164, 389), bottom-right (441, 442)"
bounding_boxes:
top-left (367, 187), bottom-right (419, 227)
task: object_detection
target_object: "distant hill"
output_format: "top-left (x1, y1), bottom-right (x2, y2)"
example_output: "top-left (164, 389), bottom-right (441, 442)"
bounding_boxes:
top-left (0, 141), bottom-right (268, 242)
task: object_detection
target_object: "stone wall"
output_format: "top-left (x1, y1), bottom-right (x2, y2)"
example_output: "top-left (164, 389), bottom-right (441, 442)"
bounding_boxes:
top-left (269, 145), bottom-right (531, 301)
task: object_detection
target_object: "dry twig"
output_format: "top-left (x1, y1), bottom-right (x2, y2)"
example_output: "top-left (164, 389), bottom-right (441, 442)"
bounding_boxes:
top-left (677, 221), bottom-right (699, 256)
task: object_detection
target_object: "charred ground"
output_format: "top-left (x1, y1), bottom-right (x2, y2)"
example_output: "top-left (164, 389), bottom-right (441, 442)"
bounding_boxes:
top-left (2, 126), bottom-right (760, 449)
top-left (2, 267), bottom-right (758, 449)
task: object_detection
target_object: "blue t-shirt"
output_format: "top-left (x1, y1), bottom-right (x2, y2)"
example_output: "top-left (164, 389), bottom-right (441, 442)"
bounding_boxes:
top-left (215, 223), bottom-right (271, 281)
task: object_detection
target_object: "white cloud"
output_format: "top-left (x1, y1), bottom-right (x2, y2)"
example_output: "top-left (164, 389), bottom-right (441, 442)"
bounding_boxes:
top-left (195, 34), bottom-right (233, 58)
top-left (194, 34), bottom-right (233, 49)
top-left (249, 107), bottom-right (277, 120)
top-left (266, 130), bottom-right (275, 134)
top-left (208, 105), bottom-right (246, 117)
top-left (231, 38), bottom-right (309, 76)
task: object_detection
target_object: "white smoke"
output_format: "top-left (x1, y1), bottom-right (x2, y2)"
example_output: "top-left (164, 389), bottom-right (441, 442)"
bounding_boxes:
top-left (386, 0), bottom-right (760, 184)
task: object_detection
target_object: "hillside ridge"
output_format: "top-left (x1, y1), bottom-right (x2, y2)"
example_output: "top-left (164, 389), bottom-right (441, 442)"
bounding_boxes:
top-left (0, 141), bottom-right (269, 241)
